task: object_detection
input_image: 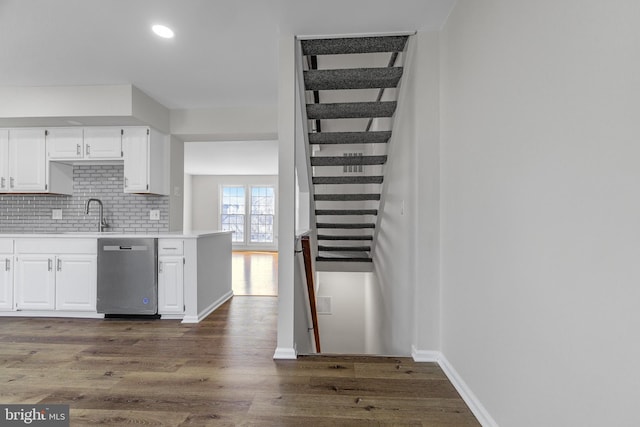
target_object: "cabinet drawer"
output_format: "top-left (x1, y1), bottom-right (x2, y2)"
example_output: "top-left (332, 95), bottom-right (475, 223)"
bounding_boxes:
top-left (0, 239), bottom-right (13, 253)
top-left (158, 239), bottom-right (183, 256)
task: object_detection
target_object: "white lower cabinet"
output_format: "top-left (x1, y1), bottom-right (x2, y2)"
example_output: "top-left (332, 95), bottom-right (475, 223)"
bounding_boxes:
top-left (158, 239), bottom-right (184, 315)
top-left (0, 238), bottom-right (13, 311)
top-left (158, 256), bottom-right (184, 315)
top-left (16, 255), bottom-right (56, 310)
top-left (0, 255), bottom-right (13, 311)
top-left (55, 255), bottom-right (97, 311)
top-left (14, 239), bottom-right (97, 312)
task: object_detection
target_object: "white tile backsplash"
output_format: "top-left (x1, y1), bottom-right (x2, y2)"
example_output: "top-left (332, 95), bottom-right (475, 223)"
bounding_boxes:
top-left (0, 164), bottom-right (169, 233)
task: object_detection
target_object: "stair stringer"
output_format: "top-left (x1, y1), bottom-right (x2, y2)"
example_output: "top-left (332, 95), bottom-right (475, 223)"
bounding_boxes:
top-left (370, 34), bottom-right (415, 262)
top-left (294, 36), bottom-right (320, 274)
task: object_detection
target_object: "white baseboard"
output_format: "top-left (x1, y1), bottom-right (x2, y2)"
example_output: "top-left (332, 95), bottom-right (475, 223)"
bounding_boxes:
top-left (411, 345), bottom-right (441, 362)
top-left (273, 347), bottom-right (297, 360)
top-left (182, 290), bottom-right (233, 324)
top-left (0, 311), bottom-right (104, 319)
top-left (412, 347), bottom-right (498, 427)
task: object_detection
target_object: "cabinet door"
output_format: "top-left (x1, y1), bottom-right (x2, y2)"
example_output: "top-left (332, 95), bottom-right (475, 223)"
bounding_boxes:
top-left (84, 127), bottom-right (123, 159)
top-left (55, 255), bottom-right (97, 311)
top-left (46, 128), bottom-right (84, 159)
top-left (15, 255), bottom-right (55, 310)
top-left (0, 129), bottom-right (9, 191)
top-left (123, 127), bottom-right (149, 192)
top-left (0, 255), bottom-right (13, 311)
top-left (158, 256), bottom-right (184, 314)
top-left (9, 129), bottom-right (47, 192)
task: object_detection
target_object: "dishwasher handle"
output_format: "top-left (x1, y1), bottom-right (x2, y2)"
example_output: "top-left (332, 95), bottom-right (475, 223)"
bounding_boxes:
top-left (103, 245), bottom-right (150, 251)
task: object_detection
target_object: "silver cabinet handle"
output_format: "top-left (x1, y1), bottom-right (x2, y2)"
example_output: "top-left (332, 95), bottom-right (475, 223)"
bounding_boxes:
top-left (86, 144), bottom-right (91, 155)
top-left (47, 258), bottom-right (52, 271)
top-left (77, 144), bottom-right (81, 156)
top-left (0, 177), bottom-right (5, 188)
top-left (57, 258), bottom-right (62, 272)
top-left (5, 258), bottom-right (9, 271)
top-left (10, 177), bottom-right (14, 188)
top-left (159, 261), bottom-right (163, 273)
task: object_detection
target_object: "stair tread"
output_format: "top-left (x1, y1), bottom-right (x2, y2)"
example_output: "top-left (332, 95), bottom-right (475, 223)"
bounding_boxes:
top-left (317, 235), bottom-right (373, 241)
top-left (313, 176), bottom-right (383, 185)
top-left (311, 156), bottom-right (387, 166)
top-left (301, 36), bottom-right (409, 55)
top-left (317, 223), bottom-right (376, 229)
top-left (318, 246), bottom-right (371, 252)
top-left (307, 101), bottom-right (397, 120)
top-left (304, 67), bottom-right (403, 90)
top-left (308, 131), bottom-right (391, 145)
top-left (315, 209), bottom-right (378, 215)
top-left (315, 193), bottom-right (381, 201)
top-left (316, 256), bottom-right (373, 263)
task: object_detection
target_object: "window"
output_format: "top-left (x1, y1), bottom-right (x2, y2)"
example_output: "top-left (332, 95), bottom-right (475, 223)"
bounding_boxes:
top-left (220, 185), bottom-right (276, 245)
top-left (221, 186), bottom-right (245, 243)
top-left (250, 187), bottom-right (275, 243)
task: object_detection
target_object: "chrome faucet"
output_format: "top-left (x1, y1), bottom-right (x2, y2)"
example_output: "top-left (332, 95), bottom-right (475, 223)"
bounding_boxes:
top-left (85, 198), bottom-right (108, 232)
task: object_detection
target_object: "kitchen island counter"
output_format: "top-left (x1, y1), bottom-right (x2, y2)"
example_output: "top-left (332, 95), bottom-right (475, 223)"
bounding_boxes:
top-left (0, 231), bottom-right (232, 323)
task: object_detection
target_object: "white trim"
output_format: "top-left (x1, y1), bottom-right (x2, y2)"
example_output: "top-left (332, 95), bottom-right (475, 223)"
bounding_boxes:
top-left (412, 349), bottom-right (499, 427)
top-left (0, 311), bottom-right (104, 319)
top-left (220, 183), bottom-right (278, 249)
top-left (296, 31), bottom-right (417, 40)
top-left (181, 290), bottom-right (233, 324)
top-left (273, 346), bottom-right (298, 360)
top-left (159, 313), bottom-right (184, 320)
top-left (411, 345), bottom-right (440, 362)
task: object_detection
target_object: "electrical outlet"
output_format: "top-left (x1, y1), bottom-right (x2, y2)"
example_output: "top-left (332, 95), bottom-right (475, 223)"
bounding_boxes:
top-left (150, 210), bottom-right (160, 221)
top-left (52, 209), bottom-right (62, 220)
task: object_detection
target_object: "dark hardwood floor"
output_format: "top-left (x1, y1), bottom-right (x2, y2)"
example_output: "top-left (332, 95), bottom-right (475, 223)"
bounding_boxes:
top-left (0, 297), bottom-right (479, 426)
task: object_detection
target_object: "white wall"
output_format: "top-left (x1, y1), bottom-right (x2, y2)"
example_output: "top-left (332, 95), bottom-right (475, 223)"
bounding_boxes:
top-left (274, 33), bottom-right (297, 359)
top-left (440, 1), bottom-right (640, 426)
top-left (372, 32), bottom-right (441, 356)
top-left (184, 140), bottom-right (278, 175)
top-left (170, 106), bottom-right (278, 142)
top-left (189, 175), bottom-right (278, 251)
top-left (169, 135), bottom-right (185, 231)
top-left (316, 272), bottom-right (367, 354)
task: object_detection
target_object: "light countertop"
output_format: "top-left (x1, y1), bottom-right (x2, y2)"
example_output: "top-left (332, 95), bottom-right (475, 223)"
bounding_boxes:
top-left (0, 230), bottom-right (232, 239)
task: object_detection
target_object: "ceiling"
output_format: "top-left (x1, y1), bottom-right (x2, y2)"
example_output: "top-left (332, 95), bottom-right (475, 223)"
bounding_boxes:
top-left (0, 0), bottom-right (456, 111)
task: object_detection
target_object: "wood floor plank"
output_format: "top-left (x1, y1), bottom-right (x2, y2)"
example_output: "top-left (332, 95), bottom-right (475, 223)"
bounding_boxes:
top-left (69, 409), bottom-right (190, 427)
top-left (354, 361), bottom-right (448, 380)
top-left (248, 392), bottom-right (478, 424)
top-left (0, 296), bottom-right (480, 425)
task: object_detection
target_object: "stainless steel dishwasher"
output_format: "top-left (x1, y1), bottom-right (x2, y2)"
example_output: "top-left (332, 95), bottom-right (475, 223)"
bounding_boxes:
top-left (97, 238), bottom-right (158, 317)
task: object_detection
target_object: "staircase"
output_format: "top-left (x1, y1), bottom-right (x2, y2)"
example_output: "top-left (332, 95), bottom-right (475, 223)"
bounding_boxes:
top-left (300, 35), bottom-right (409, 268)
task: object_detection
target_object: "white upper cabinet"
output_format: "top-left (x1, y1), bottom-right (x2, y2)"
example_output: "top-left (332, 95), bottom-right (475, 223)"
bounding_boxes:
top-left (46, 127), bottom-right (84, 159)
top-left (0, 129), bottom-right (8, 191)
top-left (123, 127), bottom-right (148, 192)
top-left (123, 127), bottom-right (168, 195)
top-left (48, 127), bottom-right (123, 160)
top-left (0, 128), bottom-right (72, 195)
top-left (83, 127), bottom-right (123, 159)
top-left (8, 128), bottom-right (47, 192)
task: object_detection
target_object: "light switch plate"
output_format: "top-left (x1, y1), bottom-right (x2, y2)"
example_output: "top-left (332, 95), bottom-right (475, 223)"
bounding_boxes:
top-left (150, 209), bottom-right (160, 221)
top-left (52, 209), bottom-right (62, 220)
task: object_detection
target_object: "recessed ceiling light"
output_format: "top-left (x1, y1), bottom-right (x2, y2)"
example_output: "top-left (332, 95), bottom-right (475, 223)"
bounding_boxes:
top-left (152, 24), bottom-right (174, 39)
